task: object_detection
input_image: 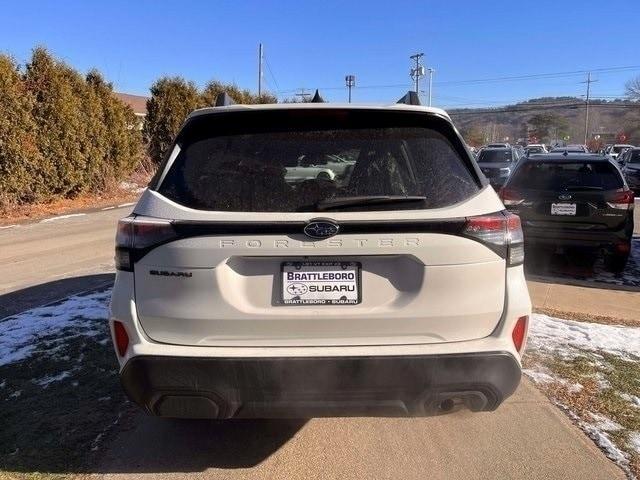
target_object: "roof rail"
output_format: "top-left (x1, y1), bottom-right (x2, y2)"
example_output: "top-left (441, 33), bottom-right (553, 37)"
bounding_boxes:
top-left (215, 92), bottom-right (236, 107)
top-left (310, 89), bottom-right (325, 103)
top-left (397, 91), bottom-right (421, 106)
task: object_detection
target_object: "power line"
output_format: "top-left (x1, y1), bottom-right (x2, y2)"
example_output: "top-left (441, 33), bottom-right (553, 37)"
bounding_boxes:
top-left (264, 55), bottom-right (281, 94)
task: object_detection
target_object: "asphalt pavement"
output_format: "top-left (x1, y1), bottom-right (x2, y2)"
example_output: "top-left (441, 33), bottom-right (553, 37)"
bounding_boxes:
top-left (0, 202), bottom-right (636, 479)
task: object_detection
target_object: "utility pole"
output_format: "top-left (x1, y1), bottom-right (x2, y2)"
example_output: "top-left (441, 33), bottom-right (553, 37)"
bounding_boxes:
top-left (345, 75), bottom-right (356, 103)
top-left (409, 53), bottom-right (425, 94)
top-left (258, 43), bottom-right (263, 97)
top-left (581, 72), bottom-right (597, 145)
top-left (427, 68), bottom-right (435, 106)
top-left (294, 88), bottom-right (311, 102)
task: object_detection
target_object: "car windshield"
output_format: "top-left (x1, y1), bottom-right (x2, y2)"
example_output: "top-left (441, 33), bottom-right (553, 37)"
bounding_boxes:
top-left (509, 161), bottom-right (623, 190)
top-left (158, 110), bottom-right (480, 212)
top-left (477, 149), bottom-right (513, 163)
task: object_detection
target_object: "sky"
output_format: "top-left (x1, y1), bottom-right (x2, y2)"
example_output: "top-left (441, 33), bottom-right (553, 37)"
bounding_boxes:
top-left (1, 0), bottom-right (639, 108)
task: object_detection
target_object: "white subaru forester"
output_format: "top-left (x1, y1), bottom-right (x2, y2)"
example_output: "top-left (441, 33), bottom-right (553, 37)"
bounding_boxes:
top-left (109, 99), bottom-right (531, 419)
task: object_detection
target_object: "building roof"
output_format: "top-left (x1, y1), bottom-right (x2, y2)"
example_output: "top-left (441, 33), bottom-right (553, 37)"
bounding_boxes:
top-left (114, 92), bottom-right (148, 116)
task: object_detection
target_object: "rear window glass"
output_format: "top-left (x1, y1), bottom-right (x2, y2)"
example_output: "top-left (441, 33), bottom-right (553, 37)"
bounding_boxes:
top-left (509, 161), bottom-right (623, 190)
top-left (477, 149), bottom-right (513, 163)
top-left (157, 110), bottom-right (480, 212)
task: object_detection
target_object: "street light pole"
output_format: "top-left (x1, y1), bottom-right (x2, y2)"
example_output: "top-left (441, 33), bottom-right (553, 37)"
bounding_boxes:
top-left (427, 68), bottom-right (434, 106)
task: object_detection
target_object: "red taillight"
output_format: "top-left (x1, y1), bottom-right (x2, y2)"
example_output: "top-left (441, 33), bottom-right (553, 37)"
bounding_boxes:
top-left (606, 189), bottom-right (634, 210)
top-left (512, 316), bottom-right (528, 353)
top-left (463, 212), bottom-right (524, 265)
top-left (112, 321), bottom-right (129, 357)
top-left (115, 216), bottom-right (176, 271)
top-left (499, 187), bottom-right (524, 206)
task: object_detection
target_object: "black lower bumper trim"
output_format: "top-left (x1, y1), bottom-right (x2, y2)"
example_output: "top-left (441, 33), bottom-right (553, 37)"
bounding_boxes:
top-left (120, 352), bottom-right (521, 419)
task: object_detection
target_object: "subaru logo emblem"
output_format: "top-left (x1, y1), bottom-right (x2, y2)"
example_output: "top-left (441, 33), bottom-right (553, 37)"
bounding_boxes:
top-left (304, 220), bottom-right (339, 239)
top-left (558, 194), bottom-right (572, 201)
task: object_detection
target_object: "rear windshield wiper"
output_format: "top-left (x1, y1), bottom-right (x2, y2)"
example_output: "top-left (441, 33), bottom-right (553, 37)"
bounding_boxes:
top-left (562, 186), bottom-right (603, 191)
top-left (315, 195), bottom-right (427, 211)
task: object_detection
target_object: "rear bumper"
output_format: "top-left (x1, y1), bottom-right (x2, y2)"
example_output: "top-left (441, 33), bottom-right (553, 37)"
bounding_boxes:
top-left (522, 224), bottom-right (632, 249)
top-left (120, 352), bottom-right (521, 419)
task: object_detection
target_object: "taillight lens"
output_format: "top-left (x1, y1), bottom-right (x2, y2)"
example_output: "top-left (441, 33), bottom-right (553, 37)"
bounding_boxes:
top-left (499, 187), bottom-right (524, 206)
top-left (115, 216), bottom-right (176, 271)
top-left (463, 212), bottom-right (524, 266)
top-left (606, 189), bottom-right (634, 210)
top-left (112, 321), bottom-right (130, 357)
top-left (512, 316), bottom-right (528, 353)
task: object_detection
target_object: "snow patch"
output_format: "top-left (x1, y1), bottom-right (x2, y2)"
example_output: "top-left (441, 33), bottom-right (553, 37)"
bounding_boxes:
top-left (620, 393), bottom-right (640, 408)
top-left (528, 313), bottom-right (640, 359)
top-left (34, 371), bottom-right (72, 387)
top-left (9, 390), bottom-right (21, 399)
top-left (629, 432), bottom-right (640, 454)
top-left (0, 290), bottom-right (110, 366)
top-left (588, 412), bottom-right (623, 432)
top-left (0, 379), bottom-right (5, 388)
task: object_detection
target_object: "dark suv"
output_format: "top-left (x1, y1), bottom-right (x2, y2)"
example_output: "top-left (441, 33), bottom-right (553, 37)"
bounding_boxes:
top-left (500, 154), bottom-right (634, 272)
top-left (476, 147), bottom-right (521, 188)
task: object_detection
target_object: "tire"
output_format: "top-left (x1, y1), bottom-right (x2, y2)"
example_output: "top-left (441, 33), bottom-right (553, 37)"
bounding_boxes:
top-left (316, 171), bottom-right (331, 180)
top-left (604, 252), bottom-right (629, 274)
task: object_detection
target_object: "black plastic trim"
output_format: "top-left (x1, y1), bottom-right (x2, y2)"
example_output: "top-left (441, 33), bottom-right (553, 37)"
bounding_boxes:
top-left (120, 352), bottom-right (521, 419)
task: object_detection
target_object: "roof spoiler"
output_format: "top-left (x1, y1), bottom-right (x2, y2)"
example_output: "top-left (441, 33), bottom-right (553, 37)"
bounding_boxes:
top-left (214, 92), bottom-right (236, 107)
top-left (310, 89), bottom-right (325, 103)
top-left (397, 91), bottom-right (421, 106)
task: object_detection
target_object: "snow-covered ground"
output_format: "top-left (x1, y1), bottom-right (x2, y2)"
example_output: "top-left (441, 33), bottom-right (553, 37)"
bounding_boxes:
top-left (526, 314), bottom-right (640, 478)
top-left (0, 290), bottom-right (110, 367)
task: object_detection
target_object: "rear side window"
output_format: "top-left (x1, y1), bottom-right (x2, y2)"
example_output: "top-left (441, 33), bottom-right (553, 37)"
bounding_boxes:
top-left (628, 151), bottom-right (640, 164)
top-left (157, 110), bottom-right (480, 212)
top-left (477, 150), bottom-right (513, 163)
top-left (509, 161), bottom-right (624, 190)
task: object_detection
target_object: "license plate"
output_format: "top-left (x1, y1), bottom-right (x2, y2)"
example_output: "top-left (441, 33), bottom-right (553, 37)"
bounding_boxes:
top-left (281, 261), bottom-right (360, 305)
top-left (551, 203), bottom-right (577, 215)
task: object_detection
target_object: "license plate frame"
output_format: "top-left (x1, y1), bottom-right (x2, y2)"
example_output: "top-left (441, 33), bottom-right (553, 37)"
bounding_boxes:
top-left (280, 261), bottom-right (361, 306)
top-left (551, 203), bottom-right (577, 216)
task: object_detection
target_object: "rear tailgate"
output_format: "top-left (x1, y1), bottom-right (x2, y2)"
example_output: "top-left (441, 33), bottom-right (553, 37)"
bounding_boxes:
top-left (133, 229), bottom-right (506, 347)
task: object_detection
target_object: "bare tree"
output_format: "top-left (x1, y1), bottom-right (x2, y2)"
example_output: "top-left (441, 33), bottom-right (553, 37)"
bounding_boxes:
top-left (625, 76), bottom-right (640, 100)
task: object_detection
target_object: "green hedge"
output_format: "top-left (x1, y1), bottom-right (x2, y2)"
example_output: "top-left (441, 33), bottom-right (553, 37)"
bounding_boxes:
top-left (144, 78), bottom-right (277, 164)
top-left (0, 48), bottom-right (141, 208)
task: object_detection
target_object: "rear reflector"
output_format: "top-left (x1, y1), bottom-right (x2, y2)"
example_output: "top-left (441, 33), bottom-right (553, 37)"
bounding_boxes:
top-left (463, 211), bottom-right (524, 266)
top-left (512, 316), bottom-right (528, 353)
top-left (606, 189), bottom-right (635, 210)
top-left (112, 321), bottom-right (129, 357)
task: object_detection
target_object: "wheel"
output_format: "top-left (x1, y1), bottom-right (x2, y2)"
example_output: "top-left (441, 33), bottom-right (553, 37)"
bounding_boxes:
top-left (604, 252), bottom-right (629, 274)
top-left (316, 171), bottom-right (331, 180)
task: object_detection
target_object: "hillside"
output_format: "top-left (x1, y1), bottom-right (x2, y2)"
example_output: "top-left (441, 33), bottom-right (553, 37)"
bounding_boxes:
top-left (448, 97), bottom-right (640, 147)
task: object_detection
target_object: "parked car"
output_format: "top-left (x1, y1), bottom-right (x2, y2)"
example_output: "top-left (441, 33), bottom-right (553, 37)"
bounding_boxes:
top-left (284, 153), bottom-right (356, 183)
top-left (525, 143), bottom-right (548, 154)
top-left (620, 147), bottom-right (640, 195)
top-left (525, 146), bottom-right (547, 155)
top-left (109, 101), bottom-right (531, 419)
top-left (476, 147), bottom-right (521, 188)
top-left (604, 144), bottom-right (634, 161)
top-left (550, 145), bottom-right (589, 154)
top-left (486, 142), bottom-right (510, 148)
top-left (500, 153), bottom-right (635, 272)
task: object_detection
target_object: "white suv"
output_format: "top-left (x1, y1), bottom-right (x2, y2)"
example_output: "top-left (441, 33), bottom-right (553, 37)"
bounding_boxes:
top-left (109, 101), bottom-right (531, 419)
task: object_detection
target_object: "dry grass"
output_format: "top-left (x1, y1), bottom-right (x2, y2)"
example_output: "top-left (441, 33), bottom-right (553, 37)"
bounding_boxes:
top-left (533, 307), bottom-right (640, 328)
top-left (524, 351), bottom-right (640, 478)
